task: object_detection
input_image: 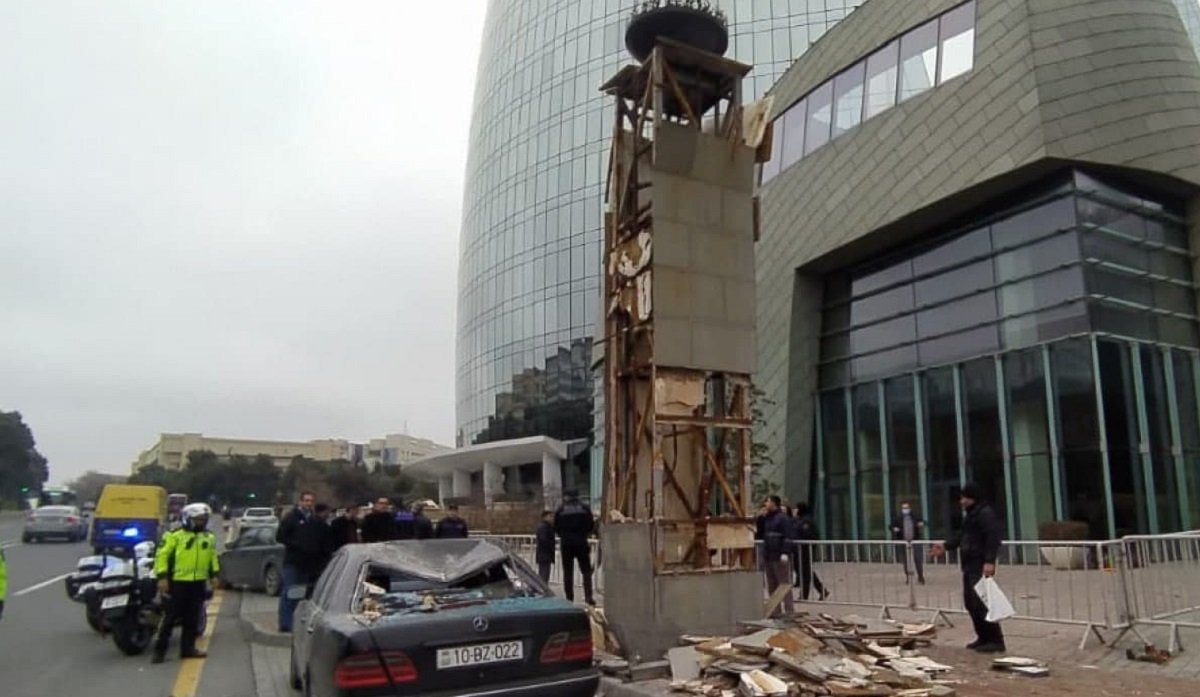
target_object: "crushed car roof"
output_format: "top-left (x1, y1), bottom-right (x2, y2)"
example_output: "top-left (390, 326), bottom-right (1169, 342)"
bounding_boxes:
top-left (354, 539), bottom-right (513, 585)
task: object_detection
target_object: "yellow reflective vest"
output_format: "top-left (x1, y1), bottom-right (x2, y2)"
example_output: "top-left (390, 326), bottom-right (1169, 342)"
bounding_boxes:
top-left (154, 528), bottom-right (220, 582)
top-left (0, 548), bottom-right (7, 600)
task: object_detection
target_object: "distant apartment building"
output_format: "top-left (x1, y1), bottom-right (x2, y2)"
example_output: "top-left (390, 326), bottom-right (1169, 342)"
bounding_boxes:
top-left (363, 433), bottom-right (454, 469)
top-left (132, 431), bottom-right (453, 474)
top-left (131, 433), bottom-right (357, 473)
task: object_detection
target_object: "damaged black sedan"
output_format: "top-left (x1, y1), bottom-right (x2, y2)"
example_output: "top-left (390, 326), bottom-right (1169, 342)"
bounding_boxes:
top-left (289, 539), bottom-right (598, 697)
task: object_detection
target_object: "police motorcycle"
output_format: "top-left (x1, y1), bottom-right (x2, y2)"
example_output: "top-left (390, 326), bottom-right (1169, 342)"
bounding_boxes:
top-left (65, 551), bottom-right (127, 632)
top-left (80, 540), bottom-right (166, 655)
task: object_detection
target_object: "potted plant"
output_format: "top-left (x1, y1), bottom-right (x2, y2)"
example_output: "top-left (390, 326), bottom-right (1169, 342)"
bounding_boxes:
top-left (1038, 520), bottom-right (1090, 570)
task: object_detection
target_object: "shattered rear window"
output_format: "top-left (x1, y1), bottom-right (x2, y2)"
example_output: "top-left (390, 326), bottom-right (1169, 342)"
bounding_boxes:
top-left (356, 557), bottom-right (544, 621)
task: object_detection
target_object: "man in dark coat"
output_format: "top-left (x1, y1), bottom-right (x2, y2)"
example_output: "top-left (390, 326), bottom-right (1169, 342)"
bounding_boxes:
top-left (275, 491), bottom-right (315, 632)
top-left (757, 495), bottom-right (794, 617)
top-left (933, 483), bottom-right (1006, 652)
top-left (791, 502), bottom-right (828, 601)
top-left (412, 503), bottom-right (435, 540)
top-left (891, 501), bottom-right (926, 584)
top-left (534, 510), bottom-right (556, 583)
top-left (329, 505), bottom-right (361, 550)
top-left (434, 504), bottom-right (469, 538)
top-left (359, 497), bottom-right (397, 543)
top-left (554, 491), bottom-right (595, 605)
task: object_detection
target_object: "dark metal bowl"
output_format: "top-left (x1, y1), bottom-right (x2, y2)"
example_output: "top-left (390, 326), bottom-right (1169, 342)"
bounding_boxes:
top-left (625, 3), bottom-right (729, 62)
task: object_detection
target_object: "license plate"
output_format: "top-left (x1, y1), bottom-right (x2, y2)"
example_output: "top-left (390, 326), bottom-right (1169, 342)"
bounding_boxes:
top-left (437, 640), bottom-right (523, 669)
top-left (101, 595), bottom-right (129, 610)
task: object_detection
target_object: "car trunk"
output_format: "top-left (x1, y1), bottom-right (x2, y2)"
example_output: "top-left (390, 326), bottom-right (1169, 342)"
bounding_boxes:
top-left (329, 542), bottom-right (592, 696)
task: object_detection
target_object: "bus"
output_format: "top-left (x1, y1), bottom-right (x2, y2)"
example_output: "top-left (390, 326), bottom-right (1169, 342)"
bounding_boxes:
top-left (39, 487), bottom-right (78, 508)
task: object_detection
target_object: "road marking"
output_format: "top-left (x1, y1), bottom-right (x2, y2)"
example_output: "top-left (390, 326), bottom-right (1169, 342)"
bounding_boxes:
top-left (13, 572), bottom-right (71, 597)
top-left (169, 588), bottom-right (224, 697)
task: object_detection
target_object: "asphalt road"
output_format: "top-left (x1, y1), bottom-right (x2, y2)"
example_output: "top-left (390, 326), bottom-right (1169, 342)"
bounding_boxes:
top-left (0, 515), bottom-right (257, 697)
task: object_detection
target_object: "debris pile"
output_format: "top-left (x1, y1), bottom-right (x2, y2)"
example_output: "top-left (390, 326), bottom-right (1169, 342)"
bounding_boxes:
top-left (1126, 644), bottom-right (1172, 665)
top-left (657, 614), bottom-right (958, 697)
top-left (990, 657), bottom-right (1049, 677)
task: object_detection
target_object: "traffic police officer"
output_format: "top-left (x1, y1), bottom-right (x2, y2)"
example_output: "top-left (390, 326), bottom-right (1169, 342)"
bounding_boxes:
top-left (152, 502), bottom-right (219, 663)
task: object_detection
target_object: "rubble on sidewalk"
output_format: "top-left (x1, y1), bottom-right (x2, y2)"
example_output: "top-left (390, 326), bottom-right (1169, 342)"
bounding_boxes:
top-left (1125, 643), bottom-right (1172, 665)
top-left (991, 657), bottom-right (1050, 677)
top-left (665, 614), bottom-right (958, 697)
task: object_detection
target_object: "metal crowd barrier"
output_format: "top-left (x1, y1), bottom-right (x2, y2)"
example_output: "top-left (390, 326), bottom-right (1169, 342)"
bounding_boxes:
top-left (478, 534), bottom-right (604, 596)
top-left (781, 533), bottom-right (1200, 651)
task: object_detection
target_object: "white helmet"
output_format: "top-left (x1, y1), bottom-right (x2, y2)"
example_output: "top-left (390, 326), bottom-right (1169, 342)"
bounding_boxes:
top-left (181, 503), bottom-right (212, 529)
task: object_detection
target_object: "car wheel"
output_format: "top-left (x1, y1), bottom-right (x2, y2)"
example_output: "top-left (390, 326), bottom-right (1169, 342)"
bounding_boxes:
top-left (263, 564), bottom-right (282, 597)
top-left (289, 649), bottom-right (302, 690)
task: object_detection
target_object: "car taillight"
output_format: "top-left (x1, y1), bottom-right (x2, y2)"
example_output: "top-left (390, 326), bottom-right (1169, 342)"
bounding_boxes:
top-left (540, 632), bottom-right (593, 663)
top-left (67, 516), bottom-right (80, 524)
top-left (334, 651), bottom-right (418, 689)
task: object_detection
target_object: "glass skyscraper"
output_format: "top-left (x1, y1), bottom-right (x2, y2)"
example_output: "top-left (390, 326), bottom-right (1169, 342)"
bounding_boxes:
top-left (456, 0), bottom-right (862, 451)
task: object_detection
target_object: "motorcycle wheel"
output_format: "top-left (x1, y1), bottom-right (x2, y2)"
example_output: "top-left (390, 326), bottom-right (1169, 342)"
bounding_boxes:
top-left (112, 619), bottom-right (154, 656)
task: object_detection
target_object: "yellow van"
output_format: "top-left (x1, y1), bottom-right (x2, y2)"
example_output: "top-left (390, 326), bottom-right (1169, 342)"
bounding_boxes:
top-left (91, 484), bottom-right (168, 553)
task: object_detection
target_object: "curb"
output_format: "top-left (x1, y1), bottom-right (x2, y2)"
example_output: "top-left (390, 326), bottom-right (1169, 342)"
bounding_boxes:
top-left (598, 676), bottom-right (671, 697)
top-left (236, 593), bottom-right (293, 648)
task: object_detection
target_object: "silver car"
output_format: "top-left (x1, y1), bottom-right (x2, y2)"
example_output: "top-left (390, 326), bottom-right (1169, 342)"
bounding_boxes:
top-left (23, 505), bottom-right (88, 543)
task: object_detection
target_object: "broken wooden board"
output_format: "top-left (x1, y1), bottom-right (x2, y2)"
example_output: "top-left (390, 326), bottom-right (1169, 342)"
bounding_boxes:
top-left (766, 628), bottom-right (824, 659)
top-left (762, 583), bottom-right (793, 618)
top-left (992, 656), bottom-right (1050, 677)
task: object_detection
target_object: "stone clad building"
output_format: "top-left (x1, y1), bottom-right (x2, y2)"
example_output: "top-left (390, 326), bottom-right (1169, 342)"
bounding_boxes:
top-left (757, 0), bottom-right (1200, 540)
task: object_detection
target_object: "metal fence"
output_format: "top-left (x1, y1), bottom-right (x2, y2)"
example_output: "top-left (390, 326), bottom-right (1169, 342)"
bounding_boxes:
top-left (479, 534), bottom-right (604, 596)
top-left (784, 532), bottom-right (1200, 651)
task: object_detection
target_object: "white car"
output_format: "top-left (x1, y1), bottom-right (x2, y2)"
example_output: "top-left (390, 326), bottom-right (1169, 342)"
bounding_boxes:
top-left (237, 507), bottom-right (278, 533)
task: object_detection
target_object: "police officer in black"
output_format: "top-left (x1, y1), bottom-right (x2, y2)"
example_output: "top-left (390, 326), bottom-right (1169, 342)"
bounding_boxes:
top-left (933, 483), bottom-right (1006, 653)
top-left (434, 504), bottom-right (469, 538)
top-left (554, 490), bottom-right (596, 605)
top-left (791, 502), bottom-right (829, 601)
top-left (534, 510), bottom-right (556, 583)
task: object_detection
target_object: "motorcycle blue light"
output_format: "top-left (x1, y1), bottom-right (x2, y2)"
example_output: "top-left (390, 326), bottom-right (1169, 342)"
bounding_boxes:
top-left (121, 527), bottom-right (140, 538)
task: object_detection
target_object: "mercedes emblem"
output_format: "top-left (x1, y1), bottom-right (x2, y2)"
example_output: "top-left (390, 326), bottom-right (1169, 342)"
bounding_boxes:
top-left (472, 616), bottom-right (489, 632)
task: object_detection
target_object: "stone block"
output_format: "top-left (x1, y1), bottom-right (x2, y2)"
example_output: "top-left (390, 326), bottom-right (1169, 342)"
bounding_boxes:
top-left (654, 317), bottom-right (693, 367)
top-left (691, 274), bottom-right (725, 321)
top-left (692, 321), bottom-right (755, 374)
top-left (722, 188), bottom-right (755, 236)
top-left (653, 122), bottom-right (698, 176)
top-left (724, 278), bottom-right (756, 324)
top-left (653, 267), bottom-right (692, 320)
top-left (653, 220), bottom-right (689, 269)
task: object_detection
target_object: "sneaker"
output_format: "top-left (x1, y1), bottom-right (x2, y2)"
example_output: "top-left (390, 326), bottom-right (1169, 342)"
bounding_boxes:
top-left (966, 639), bottom-right (983, 650)
top-left (973, 643), bottom-right (1006, 653)
top-left (181, 650), bottom-right (208, 659)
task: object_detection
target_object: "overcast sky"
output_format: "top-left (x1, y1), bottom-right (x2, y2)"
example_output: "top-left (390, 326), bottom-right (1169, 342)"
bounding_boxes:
top-left (0, 1), bottom-right (487, 483)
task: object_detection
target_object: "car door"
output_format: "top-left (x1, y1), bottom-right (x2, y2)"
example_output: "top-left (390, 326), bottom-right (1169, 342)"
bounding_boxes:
top-left (295, 553), bottom-right (347, 690)
top-left (246, 527), bottom-right (277, 587)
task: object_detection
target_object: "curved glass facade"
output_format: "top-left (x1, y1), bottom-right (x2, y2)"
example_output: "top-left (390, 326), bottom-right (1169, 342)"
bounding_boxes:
top-left (457, 0), bottom-right (862, 447)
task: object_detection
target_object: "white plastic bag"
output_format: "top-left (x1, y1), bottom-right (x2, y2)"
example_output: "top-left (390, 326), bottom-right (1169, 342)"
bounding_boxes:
top-left (973, 576), bottom-right (1015, 623)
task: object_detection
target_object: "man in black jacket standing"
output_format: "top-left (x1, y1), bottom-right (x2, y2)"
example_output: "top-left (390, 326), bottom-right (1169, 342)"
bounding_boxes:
top-left (412, 503), bottom-right (435, 540)
top-left (329, 505), bottom-right (361, 550)
top-left (791, 502), bottom-right (828, 601)
top-left (554, 491), bottom-right (595, 605)
top-left (933, 483), bottom-right (1006, 652)
top-left (434, 504), bottom-right (470, 538)
top-left (534, 510), bottom-right (556, 582)
top-left (757, 495), bottom-right (794, 618)
top-left (275, 491), bottom-right (315, 633)
top-left (359, 497), bottom-right (397, 543)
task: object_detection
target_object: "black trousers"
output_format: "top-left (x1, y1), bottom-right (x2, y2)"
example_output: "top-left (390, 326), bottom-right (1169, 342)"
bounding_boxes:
top-left (560, 542), bottom-right (593, 603)
top-left (963, 566), bottom-right (1005, 645)
top-left (155, 580), bottom-right (206, 657)
top-left (793, 547), bottom-right (826, 600)
top-left (537, 562), bottom-right (552, 583)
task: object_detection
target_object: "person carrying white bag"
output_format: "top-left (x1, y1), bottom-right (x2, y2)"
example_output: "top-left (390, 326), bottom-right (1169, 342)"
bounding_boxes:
top-left (931, 483), bottom-right (1007, 653)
